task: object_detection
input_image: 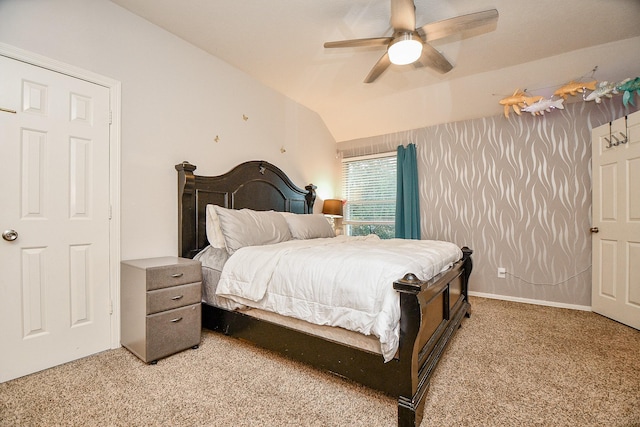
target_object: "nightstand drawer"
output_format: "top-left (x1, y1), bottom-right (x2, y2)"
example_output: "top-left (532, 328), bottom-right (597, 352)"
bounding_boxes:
top-left (146, 282), bottom-right (201, 314)
top-left (146, 262), bottom-right (202, 290)
top-left (146, 303), bottom-right (201, 362)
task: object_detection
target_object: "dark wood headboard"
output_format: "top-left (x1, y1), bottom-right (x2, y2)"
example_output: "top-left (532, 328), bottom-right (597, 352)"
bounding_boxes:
top-left (175, 160), bottom-right (317, 259)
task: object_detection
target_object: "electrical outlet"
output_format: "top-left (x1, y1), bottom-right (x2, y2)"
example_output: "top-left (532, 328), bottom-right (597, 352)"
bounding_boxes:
top-left (497, 267), bottom-right (506, 279)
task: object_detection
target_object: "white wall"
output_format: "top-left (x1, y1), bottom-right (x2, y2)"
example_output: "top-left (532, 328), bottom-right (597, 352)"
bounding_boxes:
top-left (0, 0), bottom-right (339, 260)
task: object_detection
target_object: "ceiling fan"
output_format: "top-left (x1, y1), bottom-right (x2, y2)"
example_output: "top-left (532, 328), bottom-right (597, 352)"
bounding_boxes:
top-left (324, 0), bottom-right (498, 83)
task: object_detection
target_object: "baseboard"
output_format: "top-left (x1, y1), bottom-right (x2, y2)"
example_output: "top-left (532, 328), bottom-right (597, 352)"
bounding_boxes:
top-left (468, 291), bottom-right (592, 312)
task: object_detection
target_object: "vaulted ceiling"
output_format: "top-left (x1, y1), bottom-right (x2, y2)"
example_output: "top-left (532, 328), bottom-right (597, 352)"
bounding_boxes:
top-left (111, 0), bottom-right (640, 142)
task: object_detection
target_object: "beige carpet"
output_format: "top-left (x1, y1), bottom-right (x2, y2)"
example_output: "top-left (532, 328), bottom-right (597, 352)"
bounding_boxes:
top-left (1, 297), bottom-right (639, 426)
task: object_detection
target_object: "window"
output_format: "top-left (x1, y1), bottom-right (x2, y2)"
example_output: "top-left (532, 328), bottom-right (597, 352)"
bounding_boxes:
top-left (341, 153), bottom-right (396, 238)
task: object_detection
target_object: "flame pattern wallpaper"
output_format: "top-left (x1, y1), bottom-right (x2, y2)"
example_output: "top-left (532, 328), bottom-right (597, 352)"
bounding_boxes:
top-left (338, 100), bottom-right (638, 306)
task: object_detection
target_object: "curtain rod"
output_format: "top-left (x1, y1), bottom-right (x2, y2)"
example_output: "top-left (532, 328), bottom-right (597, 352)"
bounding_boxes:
top-left (341, 151), bottom-right (396, 163)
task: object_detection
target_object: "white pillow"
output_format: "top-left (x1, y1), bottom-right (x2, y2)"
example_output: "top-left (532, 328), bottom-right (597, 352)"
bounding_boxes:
top-left (213, 206), bottom-right (292, 254)
top-left (285, 214), bottom-right (335, 239)
top-left (205, 205), bottom-right (227, 249)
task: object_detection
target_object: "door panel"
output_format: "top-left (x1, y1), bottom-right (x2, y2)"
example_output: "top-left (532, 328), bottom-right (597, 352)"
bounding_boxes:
top-left (598, 239), bottom-right (617, 298)
top-left (630, 158), bottom-right (640, 221)
top-left (630, 243), bottom-right (640, 305)
top-left (600, 163), bottom-right (617, 221)
top-left (0, 55), bottom-right (112, 382)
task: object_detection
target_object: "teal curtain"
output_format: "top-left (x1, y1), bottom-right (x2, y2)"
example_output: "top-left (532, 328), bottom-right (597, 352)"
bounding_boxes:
top-left (395, 143), bottom-right (421, 239)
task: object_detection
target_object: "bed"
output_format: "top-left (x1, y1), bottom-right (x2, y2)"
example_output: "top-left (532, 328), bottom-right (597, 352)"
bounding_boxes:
top-left (175, 160), bottom-right (473, 427)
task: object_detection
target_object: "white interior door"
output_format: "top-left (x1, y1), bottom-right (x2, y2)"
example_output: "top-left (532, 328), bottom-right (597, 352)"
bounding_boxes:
top-left (591, 110), bottom-right (640, 330)
top-left (0, 55), bottom-right (112, 382)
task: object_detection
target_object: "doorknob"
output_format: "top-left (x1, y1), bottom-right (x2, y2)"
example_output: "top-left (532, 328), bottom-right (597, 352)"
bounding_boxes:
top-left (2, 229), bottom-right (18, 241)
top-left (590, 227), bottom-right (599, 233)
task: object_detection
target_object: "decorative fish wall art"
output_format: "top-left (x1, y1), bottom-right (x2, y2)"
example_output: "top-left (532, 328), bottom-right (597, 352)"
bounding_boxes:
top-left (584, 81), bottom-right (618, 103)
top-left (553, 80), bottom-right (597, 99)
top-left (498, 90), bottom-right (542, 118)
top-left (521, 98), bottom-right (565, 116)
top-left (498, 75), bottom-right (639, 118)
top-left (618, 77), bottom-right (640, 107)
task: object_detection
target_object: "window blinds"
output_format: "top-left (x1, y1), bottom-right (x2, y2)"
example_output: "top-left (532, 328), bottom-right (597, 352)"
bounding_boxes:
top-left (341, 153), bottom-right (396, 225)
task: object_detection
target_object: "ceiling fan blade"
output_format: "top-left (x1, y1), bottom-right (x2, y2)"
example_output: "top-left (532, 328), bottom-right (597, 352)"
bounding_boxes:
top-left (413, 42), bottom-right (453, 73)
top-left (324, 37), bottom-right (393, 49)
top-left (418, 9), bottom-right (499, 42)
top-left (364, 52), bottom-right (392, 83)
top-left (390, 0), bottom-right (416, 31)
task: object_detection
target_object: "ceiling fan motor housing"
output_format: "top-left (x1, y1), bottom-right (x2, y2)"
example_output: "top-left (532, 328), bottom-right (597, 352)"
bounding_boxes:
top-left (388, 32), bottom-right (423, 65)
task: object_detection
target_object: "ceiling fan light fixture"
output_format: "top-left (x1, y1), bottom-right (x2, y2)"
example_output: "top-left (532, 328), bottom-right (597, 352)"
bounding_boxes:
top-left (388, 33), bottom-right (423, 65)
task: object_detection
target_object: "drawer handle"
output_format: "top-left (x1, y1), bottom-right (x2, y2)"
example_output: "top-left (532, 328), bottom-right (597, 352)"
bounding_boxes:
top-left (170, 317), bottom-right (183, 323)
top-left (171, 295), bottom-right (183, 300)
top-left (171, 273), bottom-right (184, 278)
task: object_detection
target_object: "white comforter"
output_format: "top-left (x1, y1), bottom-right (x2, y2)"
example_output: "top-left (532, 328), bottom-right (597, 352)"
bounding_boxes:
top-left (216, 235), bottom-right (462, 361)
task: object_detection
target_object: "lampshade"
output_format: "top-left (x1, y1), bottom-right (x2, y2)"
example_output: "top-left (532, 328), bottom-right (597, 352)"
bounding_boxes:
top-left (388, 33), bottom-right (423, 65)
top-left (322, 199), bottom-right (343, 218)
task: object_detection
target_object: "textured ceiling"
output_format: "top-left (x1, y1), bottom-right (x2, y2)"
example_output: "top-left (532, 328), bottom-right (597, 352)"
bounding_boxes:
top-left (110, 0), bottom-right (640, 142)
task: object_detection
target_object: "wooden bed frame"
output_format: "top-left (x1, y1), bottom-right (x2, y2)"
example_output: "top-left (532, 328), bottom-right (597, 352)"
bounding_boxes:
top-left (175, 160), bottom-right (473, 427)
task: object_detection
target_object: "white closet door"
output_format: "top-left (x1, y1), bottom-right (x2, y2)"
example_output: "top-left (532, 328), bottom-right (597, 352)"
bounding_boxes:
top-left (591, 110), bottom-right (640, 330)
top-left (0, 55), bottom-right (112, 382)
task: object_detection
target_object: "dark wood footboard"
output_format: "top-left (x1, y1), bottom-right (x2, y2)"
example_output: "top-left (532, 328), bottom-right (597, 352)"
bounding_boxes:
top-left (393, 246), bottom-right (472, 426)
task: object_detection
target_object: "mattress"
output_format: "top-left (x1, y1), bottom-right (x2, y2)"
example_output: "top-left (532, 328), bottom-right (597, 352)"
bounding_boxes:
top-left (195, 236), bottom-right (462, 361)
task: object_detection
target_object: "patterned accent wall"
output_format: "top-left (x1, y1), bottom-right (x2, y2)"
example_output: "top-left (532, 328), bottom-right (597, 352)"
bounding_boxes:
top-left (337, 100), bottom-right (639, 306)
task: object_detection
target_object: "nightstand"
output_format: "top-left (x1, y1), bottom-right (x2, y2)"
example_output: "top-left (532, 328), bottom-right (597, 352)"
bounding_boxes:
top-left (120, 256), bottom-right (202, 364)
